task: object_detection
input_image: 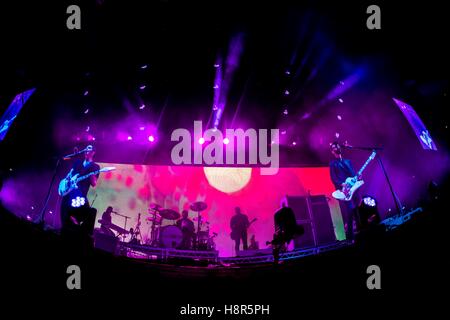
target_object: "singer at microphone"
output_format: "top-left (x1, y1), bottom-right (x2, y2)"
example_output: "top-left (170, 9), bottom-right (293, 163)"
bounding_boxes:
top-left (60, 145), bottom-right (100, 234)
top-left (329, 141), bottom-right (360, 241)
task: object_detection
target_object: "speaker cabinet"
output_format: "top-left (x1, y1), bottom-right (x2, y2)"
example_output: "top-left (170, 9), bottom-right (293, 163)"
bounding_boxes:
top-left (285, 195), bottom-right (336, 248)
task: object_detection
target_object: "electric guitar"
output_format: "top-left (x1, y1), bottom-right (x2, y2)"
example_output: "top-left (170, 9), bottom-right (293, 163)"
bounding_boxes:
top-left (58, 166), bottom-right (116, 196)
top-left (230, 218), bottom-right (257, 240)
top-left (332, 151), bottom-right (377, 201)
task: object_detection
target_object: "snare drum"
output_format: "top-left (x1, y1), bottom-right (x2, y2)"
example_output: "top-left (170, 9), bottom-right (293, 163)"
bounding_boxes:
top-left (159, 225), bottom-right (183, 248)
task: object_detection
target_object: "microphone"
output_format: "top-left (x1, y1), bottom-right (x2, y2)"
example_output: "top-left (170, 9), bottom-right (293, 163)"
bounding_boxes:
top-left (63, 147), bottom-right (88, 160)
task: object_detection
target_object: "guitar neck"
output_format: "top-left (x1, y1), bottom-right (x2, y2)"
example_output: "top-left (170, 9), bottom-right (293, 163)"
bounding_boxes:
top-left (357, 151), bottom-right (377, 176)
top-left (76, 170), bottom-right (100, 183)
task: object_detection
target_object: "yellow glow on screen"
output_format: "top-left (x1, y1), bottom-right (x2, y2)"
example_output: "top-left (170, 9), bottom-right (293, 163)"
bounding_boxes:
top-left (203, 167), bottom-right (252, 193)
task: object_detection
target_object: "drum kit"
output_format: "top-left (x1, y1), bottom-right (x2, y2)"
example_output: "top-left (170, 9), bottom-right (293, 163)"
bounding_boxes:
top-left (145, 201), bottom-right (216, 251)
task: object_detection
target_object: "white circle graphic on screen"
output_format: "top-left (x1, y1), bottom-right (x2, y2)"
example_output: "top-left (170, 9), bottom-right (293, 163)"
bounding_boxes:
top-left (203, 167), bottom-right (252, 193)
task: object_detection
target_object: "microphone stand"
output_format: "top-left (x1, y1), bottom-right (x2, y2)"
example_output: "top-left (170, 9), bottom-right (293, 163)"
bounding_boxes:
top-left (345, 145), bottom-right (404, 216)
top-left (34, 156), bottom-right (61, 226)
top-left (114, 212), bottom-right (131, 241)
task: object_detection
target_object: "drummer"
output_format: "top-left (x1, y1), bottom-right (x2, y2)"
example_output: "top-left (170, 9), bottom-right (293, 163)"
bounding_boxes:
top-left (176, 210), bottom-right (195, 249)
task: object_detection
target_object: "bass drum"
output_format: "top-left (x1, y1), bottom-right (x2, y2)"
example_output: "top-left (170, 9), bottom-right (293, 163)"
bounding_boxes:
top-left (159, 225), bottom-right (183, 248)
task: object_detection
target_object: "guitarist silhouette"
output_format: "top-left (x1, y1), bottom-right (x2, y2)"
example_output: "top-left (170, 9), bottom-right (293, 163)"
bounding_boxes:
top-left (230, 207), bottom-right (256, 255)
top-left (60, 145), bottom-right (100, 235)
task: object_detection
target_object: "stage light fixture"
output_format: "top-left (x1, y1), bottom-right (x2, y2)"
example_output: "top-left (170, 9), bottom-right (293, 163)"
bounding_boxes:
top-left (71, 196), bottom-right (86, 208)
top-left (359, 195), bottom-right (381, 229)
top-left (362, 196), bottom-right (377, 207)
top-left (223, 137), bottom-right (229, 145)
top-left (148, 135), bottom-right (155, 142)
top-left (198, 137), bottom-right (205, 145)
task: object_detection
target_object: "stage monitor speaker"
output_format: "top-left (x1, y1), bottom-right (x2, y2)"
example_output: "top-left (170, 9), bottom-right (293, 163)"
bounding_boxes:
top-left (310, 195), bottom-right (336, 245)
top-left (293, 222), bottom-right (315, 248)
top-left (285, 195), bottom-right (336, 248)
top-left (285, 196), bottom-right (310, 220)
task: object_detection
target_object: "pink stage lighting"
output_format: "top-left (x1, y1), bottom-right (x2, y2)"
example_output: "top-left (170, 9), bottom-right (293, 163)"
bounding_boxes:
top-left (148, 135), bottom-right (155, 142)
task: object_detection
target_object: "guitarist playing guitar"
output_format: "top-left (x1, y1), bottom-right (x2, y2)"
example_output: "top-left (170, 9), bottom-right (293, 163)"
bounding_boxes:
top-left (230, 207), bottom-right (257, 255)
top-left (329, 141), bottom-right (363, 241)
top-left (59, 145), bottom-right (101, 235)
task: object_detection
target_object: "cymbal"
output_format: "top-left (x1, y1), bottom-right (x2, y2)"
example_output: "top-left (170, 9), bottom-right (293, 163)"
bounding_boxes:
top-left (149, 203), bottom-right (162, 210)
top-left (190, 201), bottom-right (207, 212)
top-left (159, 209), bottom-right (180, 220)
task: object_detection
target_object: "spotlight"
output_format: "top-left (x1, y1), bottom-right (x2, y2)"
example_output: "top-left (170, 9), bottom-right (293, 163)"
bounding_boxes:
top-left (283, 109), bottom-right (288, 115)
top-left (127, 136), bottom-right (133, 141)
top-left (359, 195), bottom-right (381, 229)
top-left (362, 196), bottom-right (377, 207)
top-left (84, 108), bottom-right (89, 114)
top-left (284, 90), bottom-right (290, 95)
top-left (337, 115), bottom-right (342, 120)
top-left (199, 137), bottom-right (205, 145)
top-left (292, 141), bottom-right (297, 146)
top-left (148, 135), bottom-right (155, 142)
top-left (140, 104), bottom-right (146, 110)
top-left (139, 85), bottom-right (146, 90)
top-left (338, 98), bottom-right (344, 103)
top-left (214, 64), bottom-right (220, 68)
top-left (141, 64), bottom-right (148, 69)
top-left (285, 70), bottom-right (291, 75)
top-left (83, 90), bottom-right (89, 96)
top-left (223, 138), bottom-right (230, 145)
top-left (139, 126), bottom-right (145, 131)
top-left (71, 196), bottom-right (86, 208)
top-left (213, 84), bottom-right (219, 89)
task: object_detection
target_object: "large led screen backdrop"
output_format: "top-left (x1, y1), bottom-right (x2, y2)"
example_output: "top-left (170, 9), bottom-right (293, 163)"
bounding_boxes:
top-left (89, 164), bottom-right (344, 257)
